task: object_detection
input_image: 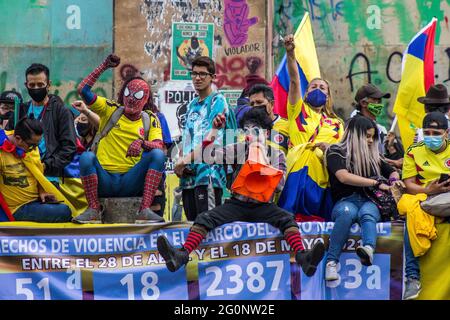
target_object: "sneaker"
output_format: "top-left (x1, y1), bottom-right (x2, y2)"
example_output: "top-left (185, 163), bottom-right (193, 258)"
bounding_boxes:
top-left (403, 278), bottom-right (422, 300)
top-left (356, 245), bottom-right (374, 266)
top-left (72, 207), bottom-right (102, 224)
top-left (295, 241), bottom-right (325, 277)
top-left (135, 208), bottom-right (165, 224)
top-left (325, 260), bottom-right (339, 281)
top-left (157, 235), bottom-right (189, 272)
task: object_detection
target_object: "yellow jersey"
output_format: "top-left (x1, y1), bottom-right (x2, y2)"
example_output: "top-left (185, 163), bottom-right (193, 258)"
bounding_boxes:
top-left (403, 141), bottom-right (450, 186)
top-left (287, 99), bottom-right (343, 146)
top-left (91, 96), bottom-right (162, 173)
top-left (0, 148), bottom-right (41, 213)
top-left (269, 115), bottom-right (290, 154)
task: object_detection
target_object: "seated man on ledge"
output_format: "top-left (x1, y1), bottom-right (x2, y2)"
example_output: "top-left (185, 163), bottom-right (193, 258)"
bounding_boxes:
top-left (0, 118), bottom-right (72, 222)
top-left (73, 54), bottom-right (166, 224)
top-left (157, 107), bottom-right (325, 276)
top-left (401, 111), bottom-right (450, 300)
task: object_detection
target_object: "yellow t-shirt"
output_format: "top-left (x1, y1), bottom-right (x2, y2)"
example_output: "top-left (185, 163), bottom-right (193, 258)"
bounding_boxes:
top-left (287, 99), bottom-right (322, 146)
top-left (269, 115), bottom-right (290, 154)
top-left (0, 149), bottom-right (41, 213)
top-left (287, 99), bottom-right (343, 146)
top-left (91, 96), bottom-right (163, 173)
top-left (402, 141), bottom-right (450, 186)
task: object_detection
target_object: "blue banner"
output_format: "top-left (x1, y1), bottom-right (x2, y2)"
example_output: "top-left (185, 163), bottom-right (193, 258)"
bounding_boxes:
top-left (0, 221), bottom-right (404, 300)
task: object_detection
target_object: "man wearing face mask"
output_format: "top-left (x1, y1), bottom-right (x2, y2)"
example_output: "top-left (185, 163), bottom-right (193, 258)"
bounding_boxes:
top-left (247, 84), bottom-right (290, 155)
top-left (73, 54), bottom-right (166, 224)
top-left (414, 84), bottom-right (450, 144)
top-left (401, 112), bottom-right (450, 300)
top-left (14, 64), bottom-right (77, 185)
top-left (0, 90), bottom-right (22, 130)
top-left (351, 84), bottom-right (392, 154)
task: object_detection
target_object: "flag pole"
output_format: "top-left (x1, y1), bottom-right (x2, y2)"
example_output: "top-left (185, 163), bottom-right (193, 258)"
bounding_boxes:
top-left (13, 96), bottom-right (19, 128)
top-left (389, 115), bottom-right (398, 133)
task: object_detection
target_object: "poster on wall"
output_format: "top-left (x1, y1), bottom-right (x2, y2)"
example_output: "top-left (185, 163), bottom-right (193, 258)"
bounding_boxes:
top-left (219, 90), bottom-right (242, 110)
top-left (171, 22), bottom-right (215, 81)
top-left (158, 81), bottom-right (197, 139)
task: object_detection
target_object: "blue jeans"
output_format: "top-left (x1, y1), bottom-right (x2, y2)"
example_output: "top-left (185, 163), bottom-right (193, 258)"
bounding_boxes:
top-left (404, 224), bottom-right (421, 280)
top-left (327, 193), bottom-right (381, 263)
top-left (79, 150), bottom-right (165, 197)
top-left (14, 201), bottom-right (72, 223)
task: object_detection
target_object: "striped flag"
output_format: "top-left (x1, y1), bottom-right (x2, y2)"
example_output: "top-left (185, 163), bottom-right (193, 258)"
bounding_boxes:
top-left (271, 12), bottom-right (321, 119)
top-left (393, 18), bottom-right (437, 149)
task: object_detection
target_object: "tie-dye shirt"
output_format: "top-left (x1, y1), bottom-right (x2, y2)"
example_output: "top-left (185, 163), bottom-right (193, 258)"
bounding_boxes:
top-left (180, 92), bottom-right (229, 189)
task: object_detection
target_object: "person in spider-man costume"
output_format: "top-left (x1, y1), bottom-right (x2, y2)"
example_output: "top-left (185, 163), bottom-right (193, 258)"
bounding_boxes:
top-left (73, 54), bottom-right (166, 224)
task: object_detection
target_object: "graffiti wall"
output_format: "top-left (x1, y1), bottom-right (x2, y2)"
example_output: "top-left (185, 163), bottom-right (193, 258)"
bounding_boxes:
top-left (0, 0), bottom-right (113, 106)
top-left (273, 0), bottom-right (450, 129)
top-left (114, 0), bottom-right (268, 95)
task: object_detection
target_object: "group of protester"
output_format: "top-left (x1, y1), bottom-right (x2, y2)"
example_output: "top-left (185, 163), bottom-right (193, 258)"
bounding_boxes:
top-left (1, 34), bottom-right (449, 300)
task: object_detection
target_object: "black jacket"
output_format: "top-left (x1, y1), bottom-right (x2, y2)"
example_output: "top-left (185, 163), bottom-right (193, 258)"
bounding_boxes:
top-left (6, 94), bottom-right (77, 177)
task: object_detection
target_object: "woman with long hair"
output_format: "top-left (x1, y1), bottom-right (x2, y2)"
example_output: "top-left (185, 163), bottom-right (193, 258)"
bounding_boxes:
top-left (324, 116), bottom-right (403, 280)
top-left (277, 35), bottom-right (344, 221)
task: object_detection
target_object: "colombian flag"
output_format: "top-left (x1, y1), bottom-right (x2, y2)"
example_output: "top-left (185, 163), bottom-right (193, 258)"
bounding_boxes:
top-left (58, 139), bottom-right (88, 217)
top-left (393, 18), bottom-right (437, 149)
top-left (278, 118), bottom-right (342, 222)
top-left (271, 12), bottom-right (321, 119)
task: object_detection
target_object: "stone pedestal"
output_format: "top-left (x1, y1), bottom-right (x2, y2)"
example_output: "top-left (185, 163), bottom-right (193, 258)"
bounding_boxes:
top-left (100, 197), bottom-right (141, 223)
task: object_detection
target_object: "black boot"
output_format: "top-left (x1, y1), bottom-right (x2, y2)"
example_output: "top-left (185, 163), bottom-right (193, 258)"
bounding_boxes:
top-left (295, 241), bottom-right (325, 277)
top-left (157, 235), bottom-right (189, 272)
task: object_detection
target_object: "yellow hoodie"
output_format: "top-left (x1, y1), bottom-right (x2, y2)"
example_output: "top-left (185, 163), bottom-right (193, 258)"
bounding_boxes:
top-left (397, 193), bottom-right (437, 257)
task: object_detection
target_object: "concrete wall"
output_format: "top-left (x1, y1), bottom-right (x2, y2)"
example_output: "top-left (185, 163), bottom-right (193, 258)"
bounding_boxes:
top-left (0, 0), bottom-right (113, 106)
top-left (114, 0), bottom-right (268, 91)
top-left (4, 0), bottom-right (450, 132)
top-left (273, 0), bottom-right (450, 129)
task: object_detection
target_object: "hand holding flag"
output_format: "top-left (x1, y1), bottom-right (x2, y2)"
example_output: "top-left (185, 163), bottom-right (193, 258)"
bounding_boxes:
top-left (283, 34), bottom-right (295, 53)
top-left (271, 12), bottom-right (321, 120)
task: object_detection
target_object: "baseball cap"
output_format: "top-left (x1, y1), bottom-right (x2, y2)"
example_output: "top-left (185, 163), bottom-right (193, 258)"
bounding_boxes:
top-left (0, 90), bottom-right (23, 104)
top-left (355, 84), bottom-right (391, 103)
top-left (423, 111), bottom-right (448, 130)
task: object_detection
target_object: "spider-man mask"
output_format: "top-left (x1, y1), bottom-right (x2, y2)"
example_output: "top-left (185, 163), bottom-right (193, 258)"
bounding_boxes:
top-left (123, 79), bottom-right (150, 116)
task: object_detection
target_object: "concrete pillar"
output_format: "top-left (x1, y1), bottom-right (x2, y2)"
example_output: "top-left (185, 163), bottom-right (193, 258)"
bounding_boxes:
top-left (100, 197), bottom-right (141, 223)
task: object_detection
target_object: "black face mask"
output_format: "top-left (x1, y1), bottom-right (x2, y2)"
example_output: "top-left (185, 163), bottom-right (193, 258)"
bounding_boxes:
top-left (27, 87), bottom-right (48, 103)
top-left (76, 122), bottom-right (90, 137)
top-left (253, 105), bottom-right (269, 115)
top-left (0, 111), bottom-right (12, 120)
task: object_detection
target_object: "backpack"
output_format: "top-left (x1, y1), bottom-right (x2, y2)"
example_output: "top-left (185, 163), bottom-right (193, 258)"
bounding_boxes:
top-left (363, 176), bottom-right (399, 222)
top-left (90, 107), bottom-right (150, 154)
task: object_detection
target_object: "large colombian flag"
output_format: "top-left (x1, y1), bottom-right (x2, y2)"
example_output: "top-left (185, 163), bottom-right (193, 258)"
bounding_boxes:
top-left (271, 12), bottom-right (321, 119)
top-left (393, 18), bottom-right (437, 150)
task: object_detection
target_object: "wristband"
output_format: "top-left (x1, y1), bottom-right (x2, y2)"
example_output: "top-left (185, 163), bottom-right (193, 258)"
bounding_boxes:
top-left (389, 177), bottom-right (399, 185)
